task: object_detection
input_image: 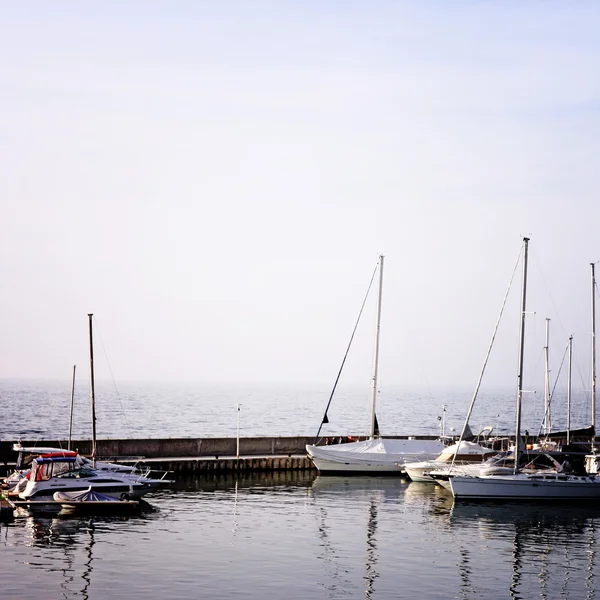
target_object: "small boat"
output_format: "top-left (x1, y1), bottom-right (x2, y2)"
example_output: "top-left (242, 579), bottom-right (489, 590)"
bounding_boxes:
top-left (403, 439), bottom-right (497, 483)
top-left (306, 256), bottom-right (447, 474)
top-left (53, 487), bottom-right (141, 514)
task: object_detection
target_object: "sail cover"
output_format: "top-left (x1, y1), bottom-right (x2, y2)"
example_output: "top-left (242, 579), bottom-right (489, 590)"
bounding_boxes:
top-left (307, 437), bottom-right (447, 467)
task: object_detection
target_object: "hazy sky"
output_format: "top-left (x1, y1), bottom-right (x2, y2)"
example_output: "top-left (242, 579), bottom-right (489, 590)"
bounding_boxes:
top-left (2, 2), bottom-right (600, 391)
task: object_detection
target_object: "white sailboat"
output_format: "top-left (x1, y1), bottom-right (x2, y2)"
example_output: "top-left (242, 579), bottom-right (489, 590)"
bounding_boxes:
top-left (450, 239), bottom-right (600, 501)
top-left (306, 255), bottom-right (446, 474)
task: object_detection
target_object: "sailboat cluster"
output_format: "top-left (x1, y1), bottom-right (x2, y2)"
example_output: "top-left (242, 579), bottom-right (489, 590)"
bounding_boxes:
top-left (3, 241), bottom-right (600, 509)
top-left (1, 314), bottom-right (172, 514)
top-left (307, 242), bottom-right (600, 502)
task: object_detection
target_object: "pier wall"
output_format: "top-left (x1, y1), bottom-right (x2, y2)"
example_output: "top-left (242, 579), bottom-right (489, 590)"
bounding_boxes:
top-left (1, 434), bottom-right (438, 462)
top-left (0, 435), bottom-right (439, 476)
top-left (1, 435), bottom-right (321, 461)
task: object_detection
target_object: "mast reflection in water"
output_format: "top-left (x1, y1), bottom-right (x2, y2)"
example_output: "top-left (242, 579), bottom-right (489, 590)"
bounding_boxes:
top-left (446, 501), bottom-right (600, 600)
top-left (2, 474), bottom-right (600, 599)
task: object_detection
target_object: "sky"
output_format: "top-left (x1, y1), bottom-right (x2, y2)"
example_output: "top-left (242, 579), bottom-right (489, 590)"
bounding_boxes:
top-left (2, 1), bottom-right (600, 391)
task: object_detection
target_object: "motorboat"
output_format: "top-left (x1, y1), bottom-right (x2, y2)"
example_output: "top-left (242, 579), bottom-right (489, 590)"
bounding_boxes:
top-left (3, 444), bottom-right (138, 493)
top-left (17, 455), bottom-right (170, 503)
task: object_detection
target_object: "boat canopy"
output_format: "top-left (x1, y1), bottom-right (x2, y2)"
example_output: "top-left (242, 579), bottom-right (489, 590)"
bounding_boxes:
top-left (436, 441), bottom-right (494, 463)
top-left (35, 456), bottom-right (77, 464)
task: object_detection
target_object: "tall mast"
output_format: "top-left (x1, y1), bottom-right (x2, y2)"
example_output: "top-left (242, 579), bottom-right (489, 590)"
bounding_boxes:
top-left (514, 237), bottom-right (529, 474)
top-left (592, 263), bottom-right (597, 431)
top-left (370, 255), bottom-right (384, 439)
top-left (88, 314), bottom-right (97, 464)
top-left (567, 335), bottom-right (573, 446)
top-left (543, 318), bottom-right (551, 435)
top-left (68, 364), bottom-right (76, 451)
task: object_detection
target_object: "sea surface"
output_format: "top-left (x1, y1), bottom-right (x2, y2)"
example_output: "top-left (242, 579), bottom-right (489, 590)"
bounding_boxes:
top-left (2, 380), bottom-right (599, 599)
top-left (2, 473), bottom-right (600, 599)
top-left (0, 378), bottom-right (593, 441)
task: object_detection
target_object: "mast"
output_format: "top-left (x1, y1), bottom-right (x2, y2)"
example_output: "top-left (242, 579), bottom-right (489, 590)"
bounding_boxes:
top-left (514, 237), bottom-right (529, 474)
top-left (543, 318), bottom-right (551, 435)
top-left (567, 336), bottom-right (573, 446)
top-left (68, 364), bottom-right (76, 451)
top-left (592, 263), bottom-right (597, 431)
top-left (370, 255), bottom-right (384, 439)
top-left (88, 314), bottom-right (97, 464)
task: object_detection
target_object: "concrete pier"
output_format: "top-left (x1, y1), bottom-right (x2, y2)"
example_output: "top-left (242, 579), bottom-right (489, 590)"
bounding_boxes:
top-left (1, 435), bottom-right (393, 476)
top-left (132, 454), bottom-right (315, 475)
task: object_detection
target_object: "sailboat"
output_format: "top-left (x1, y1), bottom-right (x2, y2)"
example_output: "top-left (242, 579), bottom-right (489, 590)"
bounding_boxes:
top-left (450, 238), bottom-right (600, 500)
top-left (305, 256), bottom-right (446, 474)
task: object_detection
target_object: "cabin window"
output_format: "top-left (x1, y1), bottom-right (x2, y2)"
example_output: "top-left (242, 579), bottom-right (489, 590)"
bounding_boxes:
top-left (33, 462), bottom-right (52, 481)
top-left (52, 461), bottom-right (74, 477)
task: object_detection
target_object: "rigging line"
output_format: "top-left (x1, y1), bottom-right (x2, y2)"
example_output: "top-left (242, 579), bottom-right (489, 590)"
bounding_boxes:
top-left (450, 242), bottom-right (524, 472)
top-left (91, 316), bottom-right (132, 436)
top-left (314, 261), bottom-right (379, 443)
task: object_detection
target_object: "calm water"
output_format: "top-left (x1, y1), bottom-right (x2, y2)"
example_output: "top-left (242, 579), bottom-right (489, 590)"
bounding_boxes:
top-left (2, 380), bottom-right (598, 598)
top-left (2, 473), bottom-right (600, 599)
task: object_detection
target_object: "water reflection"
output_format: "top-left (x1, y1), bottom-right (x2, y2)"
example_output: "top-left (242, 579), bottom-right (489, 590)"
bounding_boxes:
top-left (169, 470), bottom-right (316, 493)
top-left (364, 498), bottom-right (380, 599)
top-left (310, 477), bottom-right (600, 600)
top-left (5, 473), bottom-right (600, 599)
top-left (6, 510), bottom-right (152, 599)
top-left (309, 476), bottom-right (405, 599)
top-left (440, 501), bottom-right (600, 600)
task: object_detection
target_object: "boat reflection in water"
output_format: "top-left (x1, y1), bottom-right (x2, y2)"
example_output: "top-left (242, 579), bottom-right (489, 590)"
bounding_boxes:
top-left (24, 516), bottom-right (98, 599)
top-left (309, 475), bottom-right (407, 599)
top-left (8, 510), bottom-right (152, 600)
top-left (438, 499), bottom-right (600, 600)
top-left (310, 477), bottom-right (600, 600)
top-left (4, 473), bottom-right (600, 599)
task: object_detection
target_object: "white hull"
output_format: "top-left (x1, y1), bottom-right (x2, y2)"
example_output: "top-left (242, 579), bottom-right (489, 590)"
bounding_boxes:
top-left (405, 459), bottom-right (494, 483)
top-left (19, 479), bottom-right (159, 502)
top-left (429, 463), bottom-right (489, 490)
top-left (308, 455), bottom-right (405, 473)
top-left (412, 460), bottom-right (492, 490)
top-left (450, 473), bottom-right (600, 500)
top-left (306, 438), bottom-right (446, 474)
top-left (404, 461), bottom-right (443, 482)
top-left (405, 441), bottom-right (498, 483)
top-left (18, 467), bottom-right (164, 502)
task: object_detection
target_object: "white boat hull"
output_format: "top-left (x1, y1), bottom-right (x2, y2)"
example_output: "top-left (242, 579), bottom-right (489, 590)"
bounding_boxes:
top-left (308, 455), bottom-right (405, 473)
top-left (404, 442), bottom-right (496, 482)
top-left (404, 462), bottom-right (440, 482)
top-left (306, 438), bottom-right (446, 474)
top-left (19, 476), bottom-right (161, 502)
top-left (450, 473), bottom-right (600, 500)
